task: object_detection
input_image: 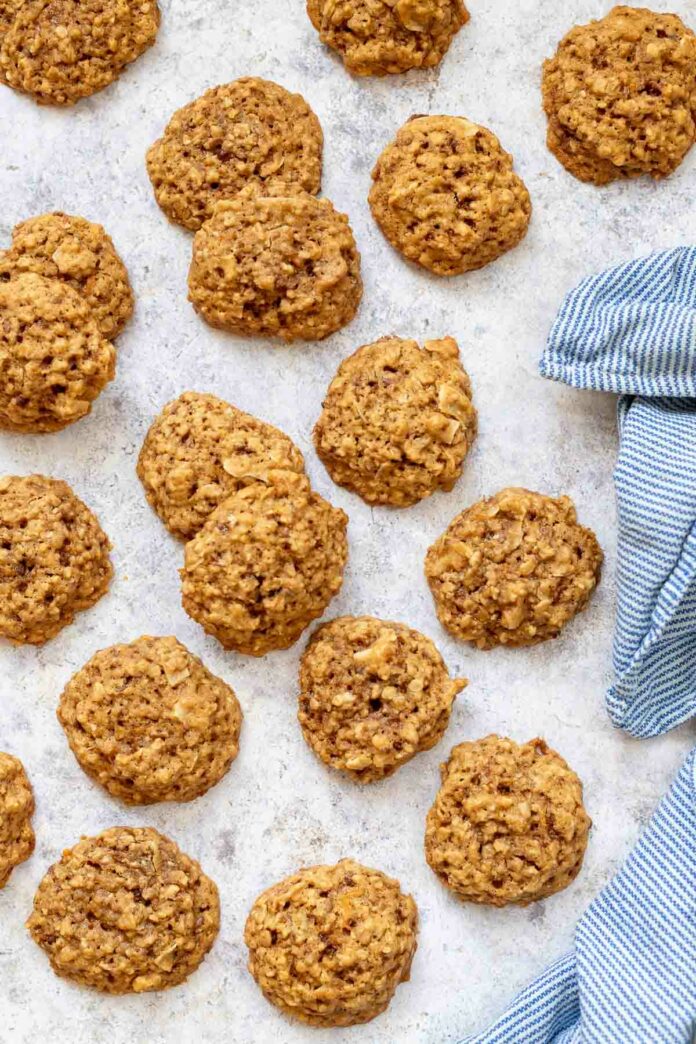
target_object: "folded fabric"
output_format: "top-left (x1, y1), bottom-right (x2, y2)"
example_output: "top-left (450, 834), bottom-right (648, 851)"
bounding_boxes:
top-left (540, 247), bottom-right (696, 737)
top-left (462, 747), bottom-right (696, 1043)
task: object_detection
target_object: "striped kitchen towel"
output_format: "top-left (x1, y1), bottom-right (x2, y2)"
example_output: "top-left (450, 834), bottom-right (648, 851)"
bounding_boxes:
top-left (462, 746), bottom-right (696, 1043)
top-left (540, 247), bottom-right (696, 737)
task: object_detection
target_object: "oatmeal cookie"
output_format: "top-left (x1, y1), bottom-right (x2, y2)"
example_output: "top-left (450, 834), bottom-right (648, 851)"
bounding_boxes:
top-left (314, 334), bottom-right (476, 506)
top-left (245, 859), bottom-right (418, 1026)
top-left (0, 212), bottom-right (133, 340)
top-left (0, 0), bottom-right (23, 81)
top-left (147, 78), bottom-right (323, 231)
top-left (137, 392), bottom-right (305, 540)
top-left (542, 7), bottom-right (696, 185)
top-left (307, 0), bottom-right (468, 76)
top-left (27, 826), bottom-right (219, 993)
top-left (188, 186), bottom-right (362, 342)
top-left (0, 751), bottom-right (35, 888)
top-left (0, 474), bottom-right (112, 645)
top-left (181, 470), bottom-right (348, 656)
top-left (425, 488), bottom-right (602, 649)
top-left (369, 115), bottom-right (531, 276)
top-left (58, 636), bottom-right (243, 805)
top-left (0, 272), bottom-right (115, 433)
top-left (0, 0), bottom-right (160, 106)
top-left (299, 616), bottom-right (466, 782)
top-left (425, 735), bottom-right (591, 906)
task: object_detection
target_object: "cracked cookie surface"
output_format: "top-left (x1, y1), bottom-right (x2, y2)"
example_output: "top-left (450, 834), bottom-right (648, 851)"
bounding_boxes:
top-left (299, 615), bottom-right (466, 782)
top-left (314, 335), bottom-right (476, 506)
top-left (369, 115), bottom-right (531, 276)
top-left (0, 474), bottom-right (112, 645)
top-left (181, 470), bottom-right (348, 656)
top-left (0, 212), bottom-right (133, 340)
top-left (27, 826), bottom-right (220, 993)
top-left (147, 77), bottom-right (323, 231)
top-left (58, 636), bottom-right (243, 804)
top-left (137, 391), bottom-right (305, 540)
top-left (0, 0), bottom-right (160, 105)
top-left (245, 859), bottom-right (418, 1026)
top-left (425, 735), bottom-right (591, 906)
top-left (307, 0), bottom-right (468, 76)
top-left (188, 186), bottom-right (362, 342)
top-left (0, 751), bottom-right (35, 888)
top-left (425, 487), bottom-right (602, 649)
top-left (0, 272), bottom-right (115, 433)
top-left (542, 6), bottom-right (696, 185)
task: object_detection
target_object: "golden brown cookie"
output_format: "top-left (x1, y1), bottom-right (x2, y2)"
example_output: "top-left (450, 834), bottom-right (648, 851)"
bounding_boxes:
top-left (307, 0), bottom-right (468, 76)
top-left (0, 0), bottom-right (24, 82)
top-left (314, 335), bottom-right (476, 506)
top-left (181, 470), bottom-right (348, 656)
top-left (298, 616), bottom-right (466, 782)
top-left (425, 488), bottom-right (603, 649)
top-left (27, 826), bottom-right (219, 993)
top-left (0, 474), bottom-right (112, 645)
top-left (542, 7), bottom-right (696, 185)
top-left (0, 272), bottom-right (116, 433)
top-left (58, 636), bottom-right (243, 805)
top-left (137, 391), bottom-right (305, 540)
top-left (0, 213), bottom-right (133, 340)
top-left (0, 751), bottom-right (35, 888)
top-left (425, 735), bottom-right (591, 906)
top-left (245, 859), bottom-right (418, 1026)
top-left (369, 115), bottom-right (531, 276)
top-left (0, 0), bottom-right (160, 105)
top-left (147, 78), bottom-right (324, 231)
top-left (188, 186), bottom-right (362, 342)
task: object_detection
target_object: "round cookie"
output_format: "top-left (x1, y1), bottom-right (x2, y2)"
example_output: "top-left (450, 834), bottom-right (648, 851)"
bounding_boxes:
top-left (0, 212), bottom-right (134, 340)
top-left (298, 615), bottom-right (466, 782)
top-left (27, 826), bottom-right (219, 993)
top-left (0, 751), bottom-right (35, 888)
top-left (369, 115), bottom-right (531, 276)
top-left (137, 391), bottom-right (305, 540)
top-left (425, 735), bottom-right (591, 906)
top-left (147, 78), bottom-right (324, 231)
top-left (181, 470), bottom-right (348, 656)
top-left (188, 186), bottom-right (362, 342)
top-left (58, 636), bottom-right (243, 805)
top-left (542, 7), bottom-right (696, 185)
top-left (0, 474), bottom-right (112, 645)
top-left (425, 487), bottom-right (603, 649)
top-left (0, 272), bottom-right (115, 433)
top-left (0, 0), bottom-right (160, 106)
top-left (245, 859), bottom-right (418, 1027)
top-left (314, 335), bottom-right (476, 506)
top-left (307, 0), bottom-right (468, 76)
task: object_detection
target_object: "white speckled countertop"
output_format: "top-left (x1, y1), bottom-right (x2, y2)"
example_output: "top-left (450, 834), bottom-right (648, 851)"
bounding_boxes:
top-left (1, 1), bottom-right (695, 1041)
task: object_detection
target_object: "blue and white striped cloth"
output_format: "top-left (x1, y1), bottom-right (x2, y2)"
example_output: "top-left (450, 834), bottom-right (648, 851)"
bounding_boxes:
top-left (541, 248), bottom-right (696, 737)
top-left (463, 747), bottom-right (696, 1044)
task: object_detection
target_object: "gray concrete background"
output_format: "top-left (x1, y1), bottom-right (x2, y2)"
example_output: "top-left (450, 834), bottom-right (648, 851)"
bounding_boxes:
top-left (0, 1), bottom-right (695, 1041)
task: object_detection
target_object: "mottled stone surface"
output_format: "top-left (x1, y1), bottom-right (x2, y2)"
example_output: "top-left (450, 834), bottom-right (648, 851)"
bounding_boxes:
top-left (0, 0), bottom-right (694, 1041)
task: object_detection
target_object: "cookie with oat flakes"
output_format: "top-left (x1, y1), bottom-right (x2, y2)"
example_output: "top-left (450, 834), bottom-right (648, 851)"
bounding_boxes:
top-left (58, 636), bottom-right (243, 805)
top-left (314, 334), bottom-right (476, 506)
top-left (425, 487), bottom-right (602, 649)
top-left (245, 859), bottom-right (418, 1026)
top-left (369, 115), bottom-right (531, 276)
top-left (425, 734), bottom-right (591, 906)
top-left (137, 391), bottom-right (305, 540)
top-left (147, 77), bottom-right (323, 231)
top-left (299, 615), bottom-right (466, 782)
